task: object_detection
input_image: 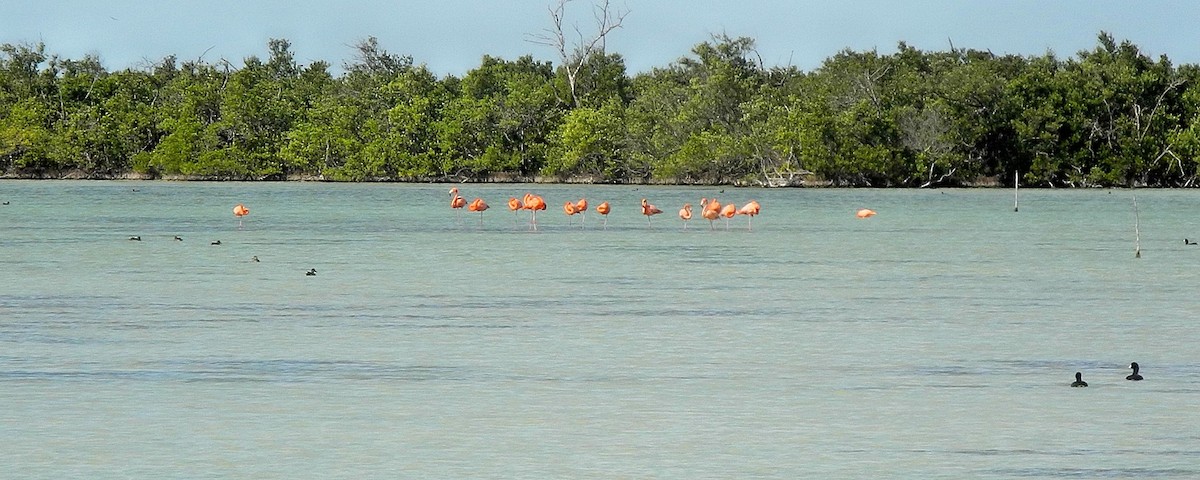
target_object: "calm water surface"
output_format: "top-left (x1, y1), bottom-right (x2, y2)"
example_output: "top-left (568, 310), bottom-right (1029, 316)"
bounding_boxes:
top-left (1, 181), bottom-right (1199, 479)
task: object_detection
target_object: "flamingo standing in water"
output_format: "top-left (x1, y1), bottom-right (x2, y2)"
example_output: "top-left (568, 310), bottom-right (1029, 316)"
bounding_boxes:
top-left (522, 193), bottom-right (547, 230)
top-left (641, 198), bottom-right (663, 228)
top-left (678, 203), bottom-right (693, 230)
top-left (595, 201), bottom-right (611, 229)
top-left (449, 188), bottom-right (467, 221)
top-left (737, 200), bottom-right (761, 231)
top-left (574, 198), bottom-right (588, 226)
top-left (233, 203), bottom-right (249, 228)
top-left (507, 197), bottom-right (523, 224)
top-left (468, 198), bottom-right (489, 225)
top-left (700, 198), bottom-right (721, 230)
top-left (563, 201), bottom-right (578, 225)
top-left (719, 203), bottom-right (737, 230)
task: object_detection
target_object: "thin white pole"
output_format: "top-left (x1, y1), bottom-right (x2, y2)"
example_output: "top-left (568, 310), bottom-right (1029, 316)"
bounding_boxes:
top-left (1013, 171), bottom-right (1019, 212)
top-left (1133, 192), bottom-right (1141, 259)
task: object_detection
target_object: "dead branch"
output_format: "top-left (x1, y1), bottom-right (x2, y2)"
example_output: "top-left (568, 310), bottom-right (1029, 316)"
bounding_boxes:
top-left (527, 0), bottom-right (628, 107)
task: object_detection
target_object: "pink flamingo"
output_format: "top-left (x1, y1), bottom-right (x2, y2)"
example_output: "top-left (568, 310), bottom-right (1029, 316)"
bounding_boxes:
top-left (719, 203), bottom-right (737, 230)
top-left (448, 188), bottom-right (466, 221)
top-left (596, 201), bottom-right (611, 229)
top-left (507, 197), bottom-right (523, 225)
top-left (522, 193), bottom-right (546, 231)
top-left (641, 198), bottom-right (663, 228)
top-left (574, 198), bottom-right (588, 226)
top-left (679, 203), bottom-right (693, 230)
top-left (468, 198), bottom-right (489, 225)
top-left (700, 198), bottom-right (721, 230)
top-left (233, 203), bottom-right (249, 228)
top-left (563, 201), bottom-right (578, 225)
top-left (737, 200), bottom-right (761, 231)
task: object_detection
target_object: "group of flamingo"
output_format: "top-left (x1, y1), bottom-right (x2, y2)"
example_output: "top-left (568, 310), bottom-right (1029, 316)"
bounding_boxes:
top-left (450, 188), bottom-right (601, 230)
top-left (448, 187), bottom-right (769, 231)
top-left (671, 197), bottom-right (763, 231)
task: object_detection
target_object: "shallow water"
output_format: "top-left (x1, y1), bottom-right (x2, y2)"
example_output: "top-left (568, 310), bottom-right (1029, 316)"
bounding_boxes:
top-left (1, 181), bottom-right (1199, 479)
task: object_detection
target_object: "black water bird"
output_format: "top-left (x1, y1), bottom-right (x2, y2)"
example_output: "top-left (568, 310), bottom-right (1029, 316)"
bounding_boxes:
top-left (211, 240), bottom-right (221, 245)
top-left (1186, 239), bottom-right (1197, 245)
top-left (1071, 372), bottom-right (1088, 387)
top-left (174, 236), bottom-right (183, 241)
top-left (1126, 362), bottom-right (1143, 381)
top-left (251, 256), bottom-right (260, 263)
top-left (305, 268), bottom-right (317, 276)
top-left (128, 236), bottom-right (141, 241)
top-left (2, 201), bottom-right (9, 205)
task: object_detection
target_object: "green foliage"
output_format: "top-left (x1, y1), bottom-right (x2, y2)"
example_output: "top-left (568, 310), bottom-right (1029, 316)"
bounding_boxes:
top-left (561, 53), bottom-right (632, 108)
top-left (547, 100), bottom-right (627, 180)
top-left (1, 32), bottom-right (1200, 186)
top-left (0, 98), bottom-right (54, 173)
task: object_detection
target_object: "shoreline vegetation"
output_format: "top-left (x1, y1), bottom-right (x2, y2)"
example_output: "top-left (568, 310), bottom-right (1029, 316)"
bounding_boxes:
top-left (0, 170), bottom-right (1015, 188)
top-left (3, 29), bottom-right (1200, 187)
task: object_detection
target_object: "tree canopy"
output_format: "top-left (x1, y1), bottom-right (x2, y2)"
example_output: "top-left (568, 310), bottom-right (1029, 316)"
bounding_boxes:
top-left (3, 32), bottom-right (1200, 187)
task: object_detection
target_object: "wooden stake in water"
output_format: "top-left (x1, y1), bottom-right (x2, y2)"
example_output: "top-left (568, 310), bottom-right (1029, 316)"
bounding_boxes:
top-left (1013, 171), bottom-right (1019, 212)
top-left (1133, 193), bottom-right (1141, 259)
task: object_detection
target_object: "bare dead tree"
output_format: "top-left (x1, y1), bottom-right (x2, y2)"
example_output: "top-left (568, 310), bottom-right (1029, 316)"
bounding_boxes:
top-left (900, 107), bottom-right (957, 187)
top-left (528, 0), bottom-right (629, 107)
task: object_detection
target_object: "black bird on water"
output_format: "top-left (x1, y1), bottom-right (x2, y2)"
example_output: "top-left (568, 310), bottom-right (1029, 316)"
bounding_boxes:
top-left (1186, 239), bottom-right (1197, 245)
top-left (1071, 372), bottom-right (1088, 387)
top-left (1126, 362), bottom-right (1144, 381)
top-left (174, 236), bottom-right (183, 241)
top-left (128, 236), bottom-right (141, 241)
top-left (306, 268), bottom-right (317, 276)
top-left (211, 240), bottom-right (221, 245)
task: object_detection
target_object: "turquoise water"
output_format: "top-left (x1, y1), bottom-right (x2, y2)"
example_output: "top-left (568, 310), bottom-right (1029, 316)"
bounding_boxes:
top-left (2, 180), bottom-right (1199, 479)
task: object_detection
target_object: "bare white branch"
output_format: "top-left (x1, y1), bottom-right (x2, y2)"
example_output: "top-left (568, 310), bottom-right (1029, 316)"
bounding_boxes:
top-left (527, 0), bottom-right (628, 107)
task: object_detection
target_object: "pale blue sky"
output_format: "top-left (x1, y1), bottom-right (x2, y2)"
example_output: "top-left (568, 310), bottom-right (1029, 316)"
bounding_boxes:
top-left (1, 1), bottom-right (1193, 76)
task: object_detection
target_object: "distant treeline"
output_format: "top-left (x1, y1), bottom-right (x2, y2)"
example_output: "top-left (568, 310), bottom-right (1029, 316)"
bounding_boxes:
top-left (2, 32), bottom-right (1199, 186)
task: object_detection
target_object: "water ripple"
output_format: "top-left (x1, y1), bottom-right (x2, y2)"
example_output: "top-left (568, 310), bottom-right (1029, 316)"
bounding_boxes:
top-left (992, 467), bottom-right (1198, 478)
top-left (0, 360), bottom-right (467, 383)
